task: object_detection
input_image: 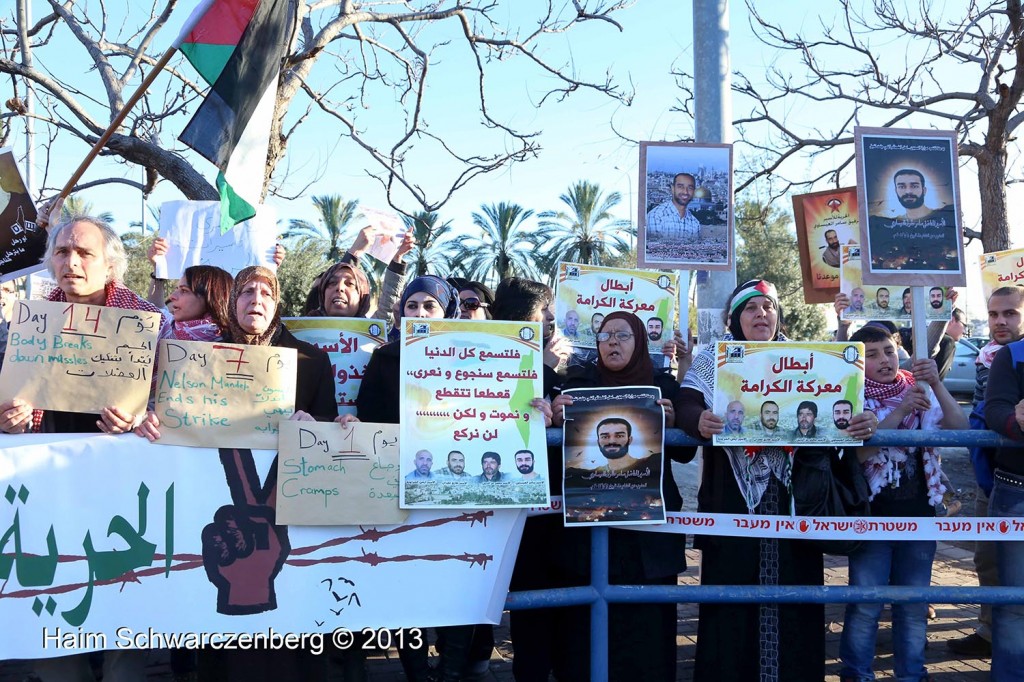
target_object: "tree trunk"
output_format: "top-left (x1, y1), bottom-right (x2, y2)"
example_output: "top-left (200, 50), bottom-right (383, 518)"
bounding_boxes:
top-left (104, 133), bottom-right (218, 201)
top-left (976, 146), bottom-right (1011, 252)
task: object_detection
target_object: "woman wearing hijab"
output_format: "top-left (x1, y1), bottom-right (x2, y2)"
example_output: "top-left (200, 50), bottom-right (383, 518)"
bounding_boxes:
top-left (675, 280), bottom-right (876, 682)
top-left (158, 265), bottom-right (233, 342)
top-left (544, 311), bottom-right (694, 681)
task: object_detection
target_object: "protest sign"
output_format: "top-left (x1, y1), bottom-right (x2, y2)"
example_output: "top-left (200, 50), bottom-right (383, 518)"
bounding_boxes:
top-left (283, 317), bottom-right (387, 416)
top-left (792, 187), bottom-right (859, 304)
top-left (854, 127), bottom-right (965, 287)
top-left (399, 319), bottom-right (548, 508)
top-left (712, 341), bottom-right (865, 447)
top-left (638, 141), bottom-right (733, 270)
top-left (154, 201), bottom-right (277, 280)
top-left (0, 434), bottom-right (525, 659)
top-left (152, 339), bottom-right (297, 449)
top-left (0, 148), bottom-right (45, 282)
top-left (360, 207), bottom-right (405, 264)
top-left (276, 420), bottom-right (408, 526)
top-left (839, 245), bottom-right (950, 322)
top-left (0, 300), bottom-right (160, 415)
top-left (980, 247), bottom-right (1024, 301)
top-left (562, 386), bottom-right (665, 526)
top-left (27, 271), bottom-right (57, 300)
top-left (554, 261), bottom-right (678, 369)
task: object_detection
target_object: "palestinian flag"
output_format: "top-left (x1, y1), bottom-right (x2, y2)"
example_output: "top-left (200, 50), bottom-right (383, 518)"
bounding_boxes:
top-left (175, 0), bottom-right (294, 233)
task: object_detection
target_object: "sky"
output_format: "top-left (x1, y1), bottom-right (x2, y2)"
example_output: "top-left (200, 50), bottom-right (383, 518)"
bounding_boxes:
top-left (6, 0), bottom-right (1020, 328)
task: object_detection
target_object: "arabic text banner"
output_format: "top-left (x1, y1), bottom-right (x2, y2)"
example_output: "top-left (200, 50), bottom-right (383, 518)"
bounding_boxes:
top-left (839, 245), bottom-right (950, 322)
top-left (0, 300), bottom-right (160, 416)
top-left (283, 317), bottom-right (387, 416)
top-left (713, 341), bottom-right (865, 448)
top-left (400, 319), bottom-right (548, 508)
top-left (980, 247), bottom-right (1024, 302)
top-left (153, 340), bottom-right (297, 449)
top-left (0, 148), bottom-right (45, 282)
top-left (0, 434), bottom-right (525, 659)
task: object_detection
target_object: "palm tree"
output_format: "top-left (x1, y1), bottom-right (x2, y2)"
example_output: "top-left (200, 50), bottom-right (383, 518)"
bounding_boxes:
top-left (536, 180), bottom-right (631, 266)
top-left (456, 202), bottom-right (540, 285)
top-left (283, 194), bottom-right (360, 262)
top-left (404, 211), bottom-right (457, 277)
top-left (60, 195), bottom-right (115, 223)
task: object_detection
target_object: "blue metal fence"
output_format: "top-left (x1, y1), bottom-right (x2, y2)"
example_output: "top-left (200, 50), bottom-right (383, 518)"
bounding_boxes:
top-left (508, 428), bottom-right (1023, 681)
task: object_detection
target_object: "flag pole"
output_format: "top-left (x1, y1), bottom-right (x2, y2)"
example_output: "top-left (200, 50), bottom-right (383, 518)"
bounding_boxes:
top-left (59, 47), bottom-right (178, 199)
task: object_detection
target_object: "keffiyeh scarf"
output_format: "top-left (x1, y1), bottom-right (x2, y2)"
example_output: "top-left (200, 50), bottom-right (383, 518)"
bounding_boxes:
top-left (682, 332), bottom-right (793, 511)
top-left (158, 315), bottom-right (222, 342)
top-left (862, 369), bottom-right (945, 506)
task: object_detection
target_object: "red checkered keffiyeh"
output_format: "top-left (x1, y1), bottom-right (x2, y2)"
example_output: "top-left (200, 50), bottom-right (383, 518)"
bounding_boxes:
top-left (30, 281), bottom-right (164, 432)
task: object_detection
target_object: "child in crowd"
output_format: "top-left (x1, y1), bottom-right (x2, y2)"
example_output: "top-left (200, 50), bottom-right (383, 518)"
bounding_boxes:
top-left (839, 325), bottom-right (967, 682)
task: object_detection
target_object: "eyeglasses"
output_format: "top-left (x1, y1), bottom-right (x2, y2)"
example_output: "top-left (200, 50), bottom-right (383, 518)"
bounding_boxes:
top-left (595, 331), bottom-right (634, 343)
top-left (459, 297), bottom-right (489, 311)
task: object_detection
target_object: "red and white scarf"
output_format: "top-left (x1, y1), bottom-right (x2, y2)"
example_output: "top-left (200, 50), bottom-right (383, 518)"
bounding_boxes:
top-left (862, 369), bottom-right (945, 506)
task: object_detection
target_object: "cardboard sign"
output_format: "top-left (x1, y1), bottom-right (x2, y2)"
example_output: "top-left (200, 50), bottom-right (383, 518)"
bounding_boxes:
top-left (276, 420), bottom-right (408, 526)
top-left (152, 339), bottom-right (297, 449)
top-left (712, 341), bottom-right (865, 448)
top-left (980, 247), bottom-right (1024, 301)
top-left (399, 319), bottom-right (548, 508)
top-left (839, 245), bottom-right (950, 321)
top-left (0, 434), bottom-right (525, 659)
top-left (0, 148), bottom-right (45, 282)
top-left (0, 300), bottom-right (160, 416)
top-left (792, 187), bottom-right (859, 304)
top-left (562, 386), bottom-right (666, 526)
top-left (283, 317), bottom-right (387, 416)
top-left (154, 201), bottom-right (278, 279)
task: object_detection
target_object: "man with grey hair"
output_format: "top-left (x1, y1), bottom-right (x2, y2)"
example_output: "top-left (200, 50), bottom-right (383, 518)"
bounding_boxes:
top-left (0, 216), bottom-right (164, 436)
top-left (0, 216), bottom-right (161, 682)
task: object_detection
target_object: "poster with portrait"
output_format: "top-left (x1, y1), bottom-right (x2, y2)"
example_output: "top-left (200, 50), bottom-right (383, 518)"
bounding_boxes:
top-left (638, 141), bottom-right (733, 270)
top-left (562, 386), bottom-right (665, 526)
top-left (712, 341), bottom-right (865, 448)
top-left (283, 317), bottom-right (388, 416)
top-left (839, 245), bottom-right (951, 322)
top-left (399, 319), bottom-right (548, 509)
top-left (979, 247), bottom-right (1024, 301)
top-left (792, 187), bottom-right (859, 304)
top-left (0, 148), bottom-right (45, 282)
top-left (854, 127), bottom-right (965, 286)
top-left (554, 261), bottom-right (679, 370)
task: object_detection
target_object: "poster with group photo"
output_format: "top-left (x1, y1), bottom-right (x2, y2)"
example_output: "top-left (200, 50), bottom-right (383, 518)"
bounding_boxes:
top-left (0, 148), bottom-right (45, 282)
top-left (562, 386), bottom-right (665, 526)
top-left (712, 341), bottom-right (865, 448)
top-left (839, 245), bottom-right (951, 322)
top-left (979, 247), bottom-right (1024, 301)
top-left (638, 141), bottom-right (733, 270)
top-left (283, 317), bottom-right (388, 416)
top-left (854, 127), bottom-right (965, 287)
top-left (792, 187), bottom-right (859, 304)
top-left (554, 261), bottom-right (679, 369)
top-left (399, 319), bottom-right (548, 509)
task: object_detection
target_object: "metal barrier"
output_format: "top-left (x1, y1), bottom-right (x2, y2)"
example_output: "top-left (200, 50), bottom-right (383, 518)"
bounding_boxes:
top-left (508, 428), bottom-right (1023, 682)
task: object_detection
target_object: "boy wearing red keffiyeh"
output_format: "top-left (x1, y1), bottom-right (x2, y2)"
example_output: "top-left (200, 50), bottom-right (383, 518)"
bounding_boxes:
top-left (839, 324), bottom-right (967, 682)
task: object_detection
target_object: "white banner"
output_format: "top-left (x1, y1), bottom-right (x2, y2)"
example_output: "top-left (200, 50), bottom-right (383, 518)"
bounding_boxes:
top-left (0, 434), bottom-right (525, 659)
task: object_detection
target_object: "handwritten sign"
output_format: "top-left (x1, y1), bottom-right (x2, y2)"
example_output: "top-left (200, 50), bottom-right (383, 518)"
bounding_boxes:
top-left (980, 247), bottom-right (1024, 301)
top-left (154, 200), bottom-right (278, 279)
top-left (0, 148), bottom-right (45, 282)
top-left (152, 339), bottom-right (297, 449)
top-left (839, 245), bottom-right (950, 322)
top-left (792, 187), bottom-right (859, 304)
top-left (361, 207), bottom-right (405, 264)
top-left (0, 434), bottom-right (525, 659)
top-left (562, 386), bottom-right (665, 526)
top-left (713, 341), bottom-right (865, 447)
top-left (555, 261), bottom-right (678, 369)
top-left (399, 319), bottom-right (548, 508)
top-left (283, 317), bottom-right (387, 416)
top-left (277, 420), bottom-right (408, 526)
top-left (0, 300), bottom-right (160, 415)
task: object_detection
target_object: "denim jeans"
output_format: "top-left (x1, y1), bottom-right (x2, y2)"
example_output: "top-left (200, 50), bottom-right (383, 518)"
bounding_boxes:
top-left (839, 539), bottom-right (936, 682)
top-left (991, 471), bottom-right (1024, 681)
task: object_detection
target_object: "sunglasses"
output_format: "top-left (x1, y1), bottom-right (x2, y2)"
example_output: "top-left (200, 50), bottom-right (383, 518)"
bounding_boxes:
top-left (596, 331), bottom-right (634, 343)
top-left (460, 297), bottom-right (488, 311)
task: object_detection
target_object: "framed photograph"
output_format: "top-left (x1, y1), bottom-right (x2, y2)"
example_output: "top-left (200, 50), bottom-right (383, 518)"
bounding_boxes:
top-left (854, 127), bottom-right (966, 287)
top-left (792, 187), bottom-right (859, 304)
top-left (638, 141), bottom-right (733, 270)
